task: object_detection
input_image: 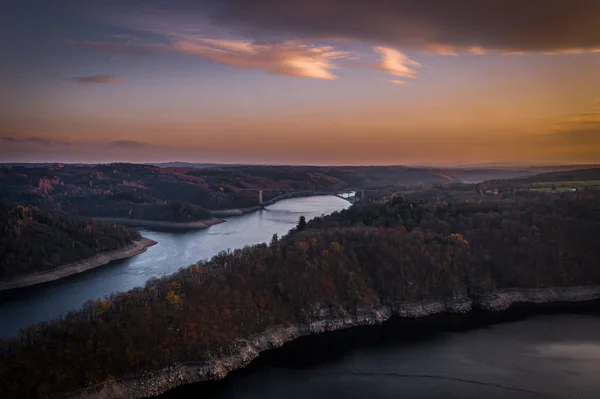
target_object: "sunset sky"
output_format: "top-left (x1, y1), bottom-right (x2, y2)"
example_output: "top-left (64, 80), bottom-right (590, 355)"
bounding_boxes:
top-left (1, 0), bottom-right (599, 165)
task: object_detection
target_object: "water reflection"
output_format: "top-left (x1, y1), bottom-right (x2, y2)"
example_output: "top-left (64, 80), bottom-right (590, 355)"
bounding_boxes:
top-left (172, 315), bottom-right (600, 399)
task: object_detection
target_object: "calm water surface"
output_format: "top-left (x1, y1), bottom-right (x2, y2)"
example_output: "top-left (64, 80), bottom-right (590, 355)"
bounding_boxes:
top-left (0, 196), bottom-right (351, 337)
top-left (173, 314), bottom-right (600, 399)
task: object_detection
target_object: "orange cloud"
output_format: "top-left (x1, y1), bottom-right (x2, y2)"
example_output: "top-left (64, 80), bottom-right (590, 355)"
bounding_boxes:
top-left (467, 46), bottom-right (486, 55)
top-left (374, 46), bottom-right (420, 84)
top-left (425, 43), bottom-right (488, 56)
top-left (173, 38), bottom-right (349, 80)
top-left (426, 43), bottom-right (457, 56)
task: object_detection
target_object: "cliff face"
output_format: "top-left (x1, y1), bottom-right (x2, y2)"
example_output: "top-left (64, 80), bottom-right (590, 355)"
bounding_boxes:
top-left (65, 285), bottom-right (600, 399)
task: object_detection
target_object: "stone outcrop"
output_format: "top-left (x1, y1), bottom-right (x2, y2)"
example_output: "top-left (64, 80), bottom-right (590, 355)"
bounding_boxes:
top-left (63, 285), bottom-right (600, 399)
top-left (92, 217), bottom-right (224, 230)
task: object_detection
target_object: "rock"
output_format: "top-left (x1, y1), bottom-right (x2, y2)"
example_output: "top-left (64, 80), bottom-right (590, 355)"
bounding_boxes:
top-left (64, 285), bottom-right (600, 399)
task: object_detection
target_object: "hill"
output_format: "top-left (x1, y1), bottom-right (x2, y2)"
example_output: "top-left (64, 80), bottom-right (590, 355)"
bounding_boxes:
top-left (0, 204), bottom-right (142, 281)
top-left (1, 184), bottom-right (600, 397)
top-left (0, 164), bottom-right (456, 223)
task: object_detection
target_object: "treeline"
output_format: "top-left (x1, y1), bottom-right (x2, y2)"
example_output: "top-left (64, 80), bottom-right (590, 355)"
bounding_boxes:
top-left (0, 204), bottom-right (140, 279)
top-left (0, 163), bottom-right (458, 222)
top-left (1, 192), bottom-right (600, 397)
top-left (66, 193), bottom-right (212, 222)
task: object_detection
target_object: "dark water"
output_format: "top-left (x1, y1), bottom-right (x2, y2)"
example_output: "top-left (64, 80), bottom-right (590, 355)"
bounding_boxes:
top-left (0, 196), bottom-right (351, 337)
top-left (165, 312), bottom-right (600, 399)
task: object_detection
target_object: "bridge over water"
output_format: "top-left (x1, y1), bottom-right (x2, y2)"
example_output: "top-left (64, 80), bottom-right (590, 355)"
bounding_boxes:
top-left (237, 188), bottom-right (363, 208)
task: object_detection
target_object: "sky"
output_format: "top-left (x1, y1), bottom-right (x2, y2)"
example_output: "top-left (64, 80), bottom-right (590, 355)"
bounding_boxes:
top-left (1, 0), bottom-right (599, 166)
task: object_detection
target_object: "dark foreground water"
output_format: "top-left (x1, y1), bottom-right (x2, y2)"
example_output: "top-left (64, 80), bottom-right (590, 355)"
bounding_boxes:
top-left (164, 310), bottom-right (600, 399)
top-left (0, 196), bottom-right (351, 337)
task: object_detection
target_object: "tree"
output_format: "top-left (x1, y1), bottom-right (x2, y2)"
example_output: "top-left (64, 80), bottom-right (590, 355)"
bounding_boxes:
top-left (297, 216), bottom-right (307, 231)
top-left (270, 233), bottom-right (279, 247)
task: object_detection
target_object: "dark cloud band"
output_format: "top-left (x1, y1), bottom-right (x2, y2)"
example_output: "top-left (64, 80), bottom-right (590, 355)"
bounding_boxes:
top-left (203, 0), bottom-right (600, 53)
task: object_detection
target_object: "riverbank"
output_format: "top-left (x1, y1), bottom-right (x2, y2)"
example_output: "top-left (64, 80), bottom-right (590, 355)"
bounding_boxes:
top-left (64, 285), bottom-right (600, 399)
top-left (208, 191), bottom-right (353, 217)
top-left (93, 217), bottom-right (224, 230)
top-left (0, 238), bottom-right (157, 291)
top-left (209, 206), bottom-right (261, 217)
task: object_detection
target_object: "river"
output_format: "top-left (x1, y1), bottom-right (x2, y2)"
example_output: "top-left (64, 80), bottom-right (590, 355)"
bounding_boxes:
top-left (0, 195), bottom-right (352, 338)
top-left (3, 195), bottom-right (600, 398)
top-left (164, 313), bottom-right (600, 399)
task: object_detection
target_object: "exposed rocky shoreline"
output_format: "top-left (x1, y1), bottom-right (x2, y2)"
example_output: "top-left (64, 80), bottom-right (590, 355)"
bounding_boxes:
top-left (0, 238), bottom-right (157, 291)
top-left (208, 192), bottom-right (351, 217)
top-left (92, 217), bottom-right (224, 230)
top-left (62, 285), bottom-right (600, 399)
top-left (209, 206), bottom-right (261, 217)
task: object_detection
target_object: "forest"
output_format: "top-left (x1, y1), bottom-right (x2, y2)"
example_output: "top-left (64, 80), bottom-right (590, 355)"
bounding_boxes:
top-left (0, 163), bottom-right (476, 222)
top-left (1, 186), bottom-right (600, 397)
top-left (3, 163), bottom-right (594, 223)
top-left (0, 203), bottom-right (141, 279)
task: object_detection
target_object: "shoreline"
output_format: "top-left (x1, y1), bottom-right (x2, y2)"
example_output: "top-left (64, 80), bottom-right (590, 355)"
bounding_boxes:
top-left (209, 206), bottom-right (261, 217)
top-left (92, 217), bottom-right (224, 230)
top-left (209, 192), bottom-right (353, 217)
top-left (64, 285), bottom-right (600, 399)
top-left (0, 238), bottom-right (157, 291)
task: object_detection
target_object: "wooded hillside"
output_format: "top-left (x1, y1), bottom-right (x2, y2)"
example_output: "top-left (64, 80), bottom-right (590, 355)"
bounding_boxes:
top-left (0, 204), bottom-right (141, 279)
top-left (1, 188), bottom-right (600, 397)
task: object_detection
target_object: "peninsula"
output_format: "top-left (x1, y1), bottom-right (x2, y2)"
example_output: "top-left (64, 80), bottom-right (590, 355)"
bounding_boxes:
top-left (0, 204), bottom-right (153, 290)
top-left (1, 175), bottom-right (599, 398)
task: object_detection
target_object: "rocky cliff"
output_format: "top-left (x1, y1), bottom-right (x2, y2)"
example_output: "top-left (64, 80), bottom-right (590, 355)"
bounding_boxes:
top-left (64, 285), bottom-right (600, 399)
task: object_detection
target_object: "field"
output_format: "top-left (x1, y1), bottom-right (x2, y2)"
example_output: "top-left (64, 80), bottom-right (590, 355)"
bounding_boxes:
top-left (528, 180), bottom-right (600, 192)
top-left (531, 180), bottom-right (600, 187)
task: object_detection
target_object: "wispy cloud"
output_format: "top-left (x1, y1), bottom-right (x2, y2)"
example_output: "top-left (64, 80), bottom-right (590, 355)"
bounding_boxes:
top-left (529, 100), bottom-right (600, 152)
top-left (81, 35), bottom-right (350, 80)
top-left (468, 47), bottom-right (487, 55)
top-left (199, 0), bottom-right (600, 55)
top-left (1, 134), bottom-right (157, 151)
top-left (1, 136), bottom-right (71, 146)
top-left (172, 38), bottom-right (349, 79)
top-left (549, 101), bottom-right (600, 133)
top-left (425, 44), bottom-right (487, 56)
top-left (109, 139), bottom-right (149, 148)
top-left (79, 40), bottom-right (161, 56)
top-left (374, 46), bottom-right (420, 84)
top-left (76, 0), bottom-right (600, 85)
top-left (72, 75), bottom-right (123, 85)
top-left (426, 43), bottom-right (457, 56)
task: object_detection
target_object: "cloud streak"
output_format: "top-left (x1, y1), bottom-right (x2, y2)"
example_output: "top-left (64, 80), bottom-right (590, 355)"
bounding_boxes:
top-left (1, 136), bottom-right (71, 146)
top-left (374, 46), bottom-right (419, 83)
top-left (532, 100), bottom-right (600, 152)
top-left (202, 0), bottom-right (600, 54)
top-left (81, 36), bottom-right (351, 80)
top-left (80, 40), bottom-right (160, 56)
top-left (76, 0), bottom-right (600, 84)
top-left (172, 38), bottom-right (349, 79)
top-left (72, 75), bottom-right (123, 85)
top-left (109, 140), bottom-right (149, 148)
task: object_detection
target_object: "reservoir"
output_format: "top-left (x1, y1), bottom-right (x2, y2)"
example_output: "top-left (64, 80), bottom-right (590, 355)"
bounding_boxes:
top-left (0, 195), bottom-right (352, 337)
top-left (164, 313), bottom-right (600, 399)
top-left (2, 195), bottom-right (599, 398)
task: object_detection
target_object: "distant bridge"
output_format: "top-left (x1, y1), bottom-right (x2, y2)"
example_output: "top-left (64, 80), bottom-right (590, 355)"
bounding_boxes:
top-left (237, 188), bottom-right (364, 208)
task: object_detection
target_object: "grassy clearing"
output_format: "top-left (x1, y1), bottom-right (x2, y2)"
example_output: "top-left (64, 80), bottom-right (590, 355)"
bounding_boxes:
top-left (531, 180), bottom-right (600, 188)
top-left (529, 187), bottom-right (575, 192)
